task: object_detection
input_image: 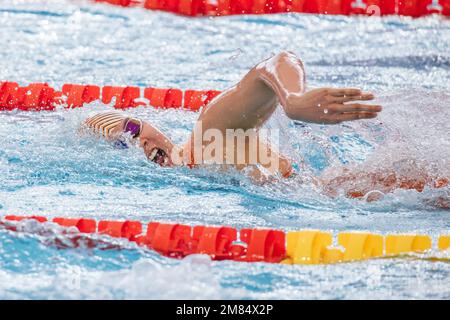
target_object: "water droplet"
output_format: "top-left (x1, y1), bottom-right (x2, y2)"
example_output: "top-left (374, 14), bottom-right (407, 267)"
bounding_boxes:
top-left (323, 109), bottom-right (329, 114)
top-left (317, 103), bottom-right (321, 108)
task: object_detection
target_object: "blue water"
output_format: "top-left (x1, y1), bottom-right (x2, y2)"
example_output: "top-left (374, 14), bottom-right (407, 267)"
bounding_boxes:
top-left (0, 0), bottom-right (449, 299)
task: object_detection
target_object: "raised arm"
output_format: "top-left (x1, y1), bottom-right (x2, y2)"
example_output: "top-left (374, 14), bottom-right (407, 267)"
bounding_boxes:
top-left (257, 51), bottom-right (382, 124)
top-left (190, 51), bottom-right (381, 180)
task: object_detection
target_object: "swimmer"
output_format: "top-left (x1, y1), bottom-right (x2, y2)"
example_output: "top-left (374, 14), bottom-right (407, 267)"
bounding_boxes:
top-left (83, 51), bottom-right (448, 201)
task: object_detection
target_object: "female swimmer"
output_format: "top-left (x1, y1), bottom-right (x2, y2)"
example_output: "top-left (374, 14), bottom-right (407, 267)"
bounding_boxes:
top-left (83, 51), bottom-right (448, 200)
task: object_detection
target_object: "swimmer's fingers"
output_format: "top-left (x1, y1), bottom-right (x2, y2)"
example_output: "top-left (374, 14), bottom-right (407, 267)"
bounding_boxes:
top-left (329, 103), bottom-right (382, 113)
top-left (330, 93), bottom-right (375, 103)
top-left (334, 112), bottom-right (378, 123)
top-left (328, 88), bottom-right (365, 97)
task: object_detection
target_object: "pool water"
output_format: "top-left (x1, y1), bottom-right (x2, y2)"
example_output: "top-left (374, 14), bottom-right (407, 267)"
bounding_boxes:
top-left (0, 0), bottom-right (449, 299)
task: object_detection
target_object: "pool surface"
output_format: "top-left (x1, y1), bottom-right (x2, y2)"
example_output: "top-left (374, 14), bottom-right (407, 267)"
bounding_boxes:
top-left (0, 0), bottom-right (449, 299)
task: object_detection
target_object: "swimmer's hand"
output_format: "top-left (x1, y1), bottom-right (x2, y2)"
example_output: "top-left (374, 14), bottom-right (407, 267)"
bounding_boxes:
top-left (284, 88), bottom-right (381, 124)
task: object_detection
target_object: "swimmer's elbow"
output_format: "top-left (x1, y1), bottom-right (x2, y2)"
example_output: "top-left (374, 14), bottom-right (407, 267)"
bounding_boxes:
top-left (260, 51), bottom-right (299, 71)
top-left (257, 51), bottom-right (286, 74)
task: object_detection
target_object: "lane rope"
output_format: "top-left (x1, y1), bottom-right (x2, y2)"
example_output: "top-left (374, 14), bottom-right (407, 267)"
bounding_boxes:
top-left (1, 215), bottom-right (449, 265)
top-left (0, 81), bottom-right (221, 112)
top-left (93, 0), bottom-right (450, 18)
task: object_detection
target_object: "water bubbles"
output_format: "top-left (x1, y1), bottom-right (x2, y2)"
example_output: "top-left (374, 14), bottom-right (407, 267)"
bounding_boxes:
top-left (0, 2), bottom-right (449, 301)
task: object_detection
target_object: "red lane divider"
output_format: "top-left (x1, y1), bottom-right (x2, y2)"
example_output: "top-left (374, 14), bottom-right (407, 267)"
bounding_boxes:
top-left (136, 222), bottom-right (194, 257)
top-left (0, 82), bottom-right (58, 111)
top-left (0, 81), bottom-right (222, 112)
top-left (19, 83), bottom-right (57, 111)
top-left (144, 87), bottom-right (183, 109)
top-left (62, 84), bottom-right (101, 109)
top-left (398, 0), bottom-right (444, 17)
top-left (52, 217), bottom-right (97, 233)
top-left (5, 215), bottom-right (48, 223)
top-left (1, 215), bottom-right (286, 263)
top-left (192, 225), bottom-right (240, 260)
top-left (102, 86), bottom-right (145, 109)
top-left (95, 0), bottom-right (142, 7)
top-left (93, 0), bottom-right (450, 17)
top-left (237, 228), bottom-right (286, 262)
top-left (184, 90), bottom-right (221, 111)
top-left (98, 220), bottom-right (143, 240)
top-left (0, 82), bottom-right (21, 111)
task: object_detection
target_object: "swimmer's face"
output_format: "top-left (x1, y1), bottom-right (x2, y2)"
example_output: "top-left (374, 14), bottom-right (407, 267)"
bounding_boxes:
top-left (139, 122), bottom-right (176, 167)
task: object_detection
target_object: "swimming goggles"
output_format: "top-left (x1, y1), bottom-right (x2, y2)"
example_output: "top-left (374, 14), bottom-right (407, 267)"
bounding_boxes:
top-left (123, 117), bottom-right (143, 138)
top-left (113, 117), bottom-right (143, 149)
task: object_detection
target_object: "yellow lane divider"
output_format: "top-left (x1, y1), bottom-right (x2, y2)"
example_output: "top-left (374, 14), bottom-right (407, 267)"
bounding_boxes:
top-left (282, 231), bottom-right (449, 265)
top-left (438, 236), bottom-right (450, 251)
